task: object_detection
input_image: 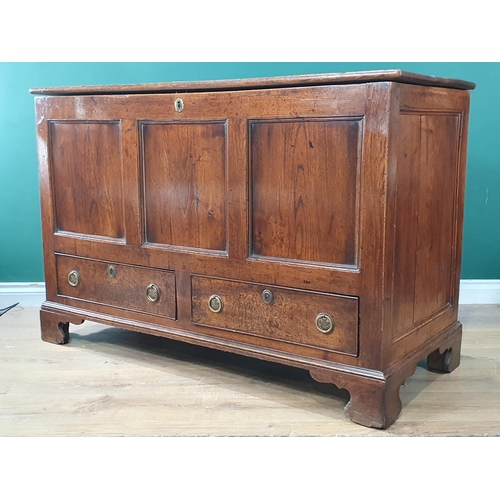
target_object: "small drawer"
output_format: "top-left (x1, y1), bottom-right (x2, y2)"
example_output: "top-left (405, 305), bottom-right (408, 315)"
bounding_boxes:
top-left (191, 276), bottom-right (358, 356)
top-left (56, 255), bottom-right (176, 319)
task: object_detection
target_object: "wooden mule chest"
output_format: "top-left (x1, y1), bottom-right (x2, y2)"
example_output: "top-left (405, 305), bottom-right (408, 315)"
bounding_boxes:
top-left (31, 70), bottom-right (475, 428)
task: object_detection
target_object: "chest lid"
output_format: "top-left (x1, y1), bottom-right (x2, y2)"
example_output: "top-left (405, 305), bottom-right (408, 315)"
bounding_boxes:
top-left (29, 69), bottom-right (475, 95)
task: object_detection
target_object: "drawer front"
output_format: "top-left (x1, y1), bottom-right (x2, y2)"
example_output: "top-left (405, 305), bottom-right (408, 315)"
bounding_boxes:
top-left (56, 255), bottom-right (176, 319)
top-left (191, 276), bottom-right (358, 356)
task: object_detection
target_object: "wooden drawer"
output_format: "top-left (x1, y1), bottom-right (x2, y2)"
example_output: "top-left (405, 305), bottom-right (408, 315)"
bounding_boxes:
top-left (56, 255), bottom-right (176, 319)
top-left (191, 276), bottom-right (358, 356)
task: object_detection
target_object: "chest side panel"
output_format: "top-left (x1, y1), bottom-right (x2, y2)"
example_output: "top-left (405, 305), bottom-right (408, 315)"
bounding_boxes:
top-left (389, 85), bottom-right (469, 350)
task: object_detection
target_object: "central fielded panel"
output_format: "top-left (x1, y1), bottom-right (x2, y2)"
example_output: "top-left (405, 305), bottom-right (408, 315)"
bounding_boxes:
top-left (141, 120), bottom-right (228, 252)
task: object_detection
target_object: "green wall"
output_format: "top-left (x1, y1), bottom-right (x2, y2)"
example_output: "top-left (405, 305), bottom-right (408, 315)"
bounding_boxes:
top-left (0, 62), bottom-right (498, 281)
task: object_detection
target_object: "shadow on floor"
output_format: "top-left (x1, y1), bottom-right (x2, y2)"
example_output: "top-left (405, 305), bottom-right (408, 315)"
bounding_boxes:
top-left (68, 322), bottom-right (445, 423)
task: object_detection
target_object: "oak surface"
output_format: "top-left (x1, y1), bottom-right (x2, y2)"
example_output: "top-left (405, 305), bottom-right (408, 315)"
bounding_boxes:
top-left (250, 118), bottom-right (360, 265)
top-left (29, 69), bottom-right (476, 95)
top-left (55, 255), bottom-right (177, 319)
top-left (191, 276), bottom-right (359, 355)
top-left (34, 73), bottom-right (473, 429)
top-left (142, 121), bottom-right (227, 251)
top-left (50, 121), bottom-right (124, 239)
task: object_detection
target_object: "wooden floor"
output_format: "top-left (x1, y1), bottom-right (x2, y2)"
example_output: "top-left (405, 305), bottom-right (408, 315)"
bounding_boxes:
top-left (0, 305), bottom-right (499, 436)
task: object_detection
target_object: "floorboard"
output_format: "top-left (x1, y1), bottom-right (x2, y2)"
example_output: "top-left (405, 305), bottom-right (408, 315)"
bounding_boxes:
top-left (0, 305), bottom-right (499, 436)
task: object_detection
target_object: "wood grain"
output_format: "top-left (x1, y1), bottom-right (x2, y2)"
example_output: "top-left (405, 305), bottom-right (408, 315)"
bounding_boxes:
top-left (413, 114), bottom-right (459, 322)
top-left (141, 121), bottom-right (227, 251)
top-left (50, 121), bottom-right (125, 239)
top-left (392, 113), bottom-right (421, 333)
top-left (391, 112), bottom-right (460, 339)
top-left (55, 255), bottom-right (177, 319)
top-left (29, 69), bottom-right (476, 95)
top-left (191, 275), bottom-right (359, 356)
top-left (33, 74), bottom-right (474, 429)
top-left (250, 118), bottom-right (361, 265)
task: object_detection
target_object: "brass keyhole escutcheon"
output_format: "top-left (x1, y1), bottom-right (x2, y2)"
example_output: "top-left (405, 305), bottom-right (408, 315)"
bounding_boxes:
top-left (174, 98), bottom-right (184, 113)
top-left (262, 289), bottom-right (274, 305)
top-left (316, 313), bottom-right (334, 334)
top-left (208, 294), bottom-right (223, 313)
top-left (146, 284), bottom-right (160, 302)
top-left (68, 270), bottom-right (80, 287)
top-left (108, 265), bottom-right (116, 278)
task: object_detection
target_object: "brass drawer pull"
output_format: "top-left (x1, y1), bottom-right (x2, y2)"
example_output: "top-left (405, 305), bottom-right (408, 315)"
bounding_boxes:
top-left (108, 265), bottom-right (116, 278)
top-left (68, 270), bottom-right (80, 287)
top-left (208, 294), bottom-right (223, 313)
top-left (262, 289), bottom-right (274, 305)
top-left (316, 313), bottom-right (334, 334)
top-left (146, 284), bottom-right (160, 302)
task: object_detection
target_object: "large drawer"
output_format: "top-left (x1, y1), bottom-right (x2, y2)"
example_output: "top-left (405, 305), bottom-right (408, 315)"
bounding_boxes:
top-left (56, 255), bottom-right (176, 319)
top-left (191, 276), bottom-right (358, 356)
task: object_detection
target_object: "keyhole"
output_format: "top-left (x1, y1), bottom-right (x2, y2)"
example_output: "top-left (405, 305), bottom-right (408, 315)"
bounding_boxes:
top-left (175, 98), bottom-right (184, 113)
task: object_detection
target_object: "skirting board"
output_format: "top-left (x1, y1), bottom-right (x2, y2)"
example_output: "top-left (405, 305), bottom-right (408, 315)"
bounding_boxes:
top-left (0, 283), bottom-right (46, 308)
top-left (1, 281), bottom-right (500, 309)
top-left (459, 280), bottom-right (500, 305)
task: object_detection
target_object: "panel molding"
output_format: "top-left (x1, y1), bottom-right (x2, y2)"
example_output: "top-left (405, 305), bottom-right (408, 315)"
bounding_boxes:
top-left (2, 280), bottom-right (498, 308)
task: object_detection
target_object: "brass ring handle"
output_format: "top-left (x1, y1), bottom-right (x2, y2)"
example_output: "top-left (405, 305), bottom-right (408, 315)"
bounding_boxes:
top-left (68, 270), bottom-right (80, 287)
top-left (316, 313), bottom-right (334, 334)
top-left (208, 294), bottom-right (223, 313)
top-left (146, 284), bottom-right (160, 302)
